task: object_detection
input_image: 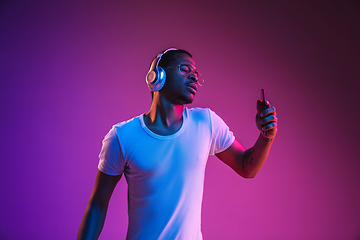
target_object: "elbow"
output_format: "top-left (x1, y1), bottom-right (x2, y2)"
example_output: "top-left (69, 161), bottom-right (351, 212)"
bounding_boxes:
top-left (239, 170), bottom-right (257, 179)
top-left (242, 174), bottom-right (256, 179)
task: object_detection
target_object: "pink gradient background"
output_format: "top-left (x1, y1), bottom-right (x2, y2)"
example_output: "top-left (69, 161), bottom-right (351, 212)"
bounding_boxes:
top-left (1, 0), bottom-right (359, 239)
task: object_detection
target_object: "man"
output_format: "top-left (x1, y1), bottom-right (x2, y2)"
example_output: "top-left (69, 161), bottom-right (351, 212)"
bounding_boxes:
top-left (77, 48), bottom-right (278, 240)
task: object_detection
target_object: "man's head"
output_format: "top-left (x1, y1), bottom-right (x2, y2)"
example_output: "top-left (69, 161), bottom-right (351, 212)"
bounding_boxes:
top-left (147, 49), bottom-right (192, 94)
top-left (147, 48), bottom-right (202, 104)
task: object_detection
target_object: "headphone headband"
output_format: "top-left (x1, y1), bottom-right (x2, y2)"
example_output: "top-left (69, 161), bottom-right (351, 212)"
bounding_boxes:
top-left (156, 48), bottom-right (178, 58)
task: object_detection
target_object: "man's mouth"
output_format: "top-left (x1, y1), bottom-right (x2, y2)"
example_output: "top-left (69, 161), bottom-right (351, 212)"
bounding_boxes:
top-left (186, 84), bottom-right (198, 94)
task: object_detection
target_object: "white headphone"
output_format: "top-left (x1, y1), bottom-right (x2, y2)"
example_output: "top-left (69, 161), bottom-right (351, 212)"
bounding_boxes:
top-left (146, 48), bottom-right (178, 92)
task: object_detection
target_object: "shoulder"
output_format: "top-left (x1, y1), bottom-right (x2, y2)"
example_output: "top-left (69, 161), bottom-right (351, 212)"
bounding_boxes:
top-left (113, 115), bottom-right (142, 132)
top-left (186, 107), bottom-right (223, 122)
top-left (186, 107), bottom-right (212, 119)
top-left (104, 115), bottom-right (143, 142)
top-left (114, 115), bottom-right (140, 128)
top-left (186, 107), bottom-right (212, 125)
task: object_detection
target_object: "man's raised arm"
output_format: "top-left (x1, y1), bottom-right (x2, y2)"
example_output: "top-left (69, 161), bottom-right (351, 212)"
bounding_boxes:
top-left (216, 100), bottom-right (277, 178)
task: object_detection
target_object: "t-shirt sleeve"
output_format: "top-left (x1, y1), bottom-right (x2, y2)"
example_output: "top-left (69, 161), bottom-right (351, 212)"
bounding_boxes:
top-left (208, 109), bottom-right (235, 155)
top-left (98, 127), bottom-right (125, 176)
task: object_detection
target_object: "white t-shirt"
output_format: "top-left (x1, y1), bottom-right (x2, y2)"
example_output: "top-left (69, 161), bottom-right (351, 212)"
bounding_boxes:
top-left (98, 107), bottom-right (235, 240)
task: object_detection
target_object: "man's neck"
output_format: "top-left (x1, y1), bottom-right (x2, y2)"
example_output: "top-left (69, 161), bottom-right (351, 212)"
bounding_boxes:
top-left (144, 95), bottom-right (184, 136)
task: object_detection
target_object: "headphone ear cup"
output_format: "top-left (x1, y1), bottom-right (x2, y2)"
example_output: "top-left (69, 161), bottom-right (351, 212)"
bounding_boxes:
top-left (146, 66), bottom-right (166, 92)
top-left (146, 70), bottom-right (156, 85)
top-left (146, 48), bottom-right (177, 92)
top-left (156, 66), bottom-right (166, 91)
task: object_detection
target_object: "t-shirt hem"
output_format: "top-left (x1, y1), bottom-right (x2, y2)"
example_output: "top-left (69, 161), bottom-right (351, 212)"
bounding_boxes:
top-left (98, 167), bottom-right (122, 176)
top-left (212, 135), bottom-right (235, 155)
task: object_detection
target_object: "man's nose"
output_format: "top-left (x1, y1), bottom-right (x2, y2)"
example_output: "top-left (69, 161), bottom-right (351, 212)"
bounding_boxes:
top-left (189, 75), bottom-right (198, 82)
top-left (188, 72), bottom-right (198, 82)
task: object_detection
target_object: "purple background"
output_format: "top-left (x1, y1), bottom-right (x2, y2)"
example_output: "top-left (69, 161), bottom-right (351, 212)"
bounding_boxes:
top-left (1, 0), bottom-right (359, 239)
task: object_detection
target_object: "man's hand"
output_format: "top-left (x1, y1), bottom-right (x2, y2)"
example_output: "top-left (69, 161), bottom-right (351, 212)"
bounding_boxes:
top-left (256, 100), bottom-right (278, 140)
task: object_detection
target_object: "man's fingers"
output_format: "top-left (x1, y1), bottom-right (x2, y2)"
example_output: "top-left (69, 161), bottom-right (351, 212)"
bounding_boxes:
top-left (260, 106), bottom-right (276, 117)
top-left (260, 115), bottom-right (277, 125)
top-left (257, 100), bottom-right (271, 112)
top-left (262, 122), bottom-right (277, 131)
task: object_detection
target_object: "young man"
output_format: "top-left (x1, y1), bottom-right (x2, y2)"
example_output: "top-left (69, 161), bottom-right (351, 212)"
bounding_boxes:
top-left (77, 48), bottom-right (277, 240)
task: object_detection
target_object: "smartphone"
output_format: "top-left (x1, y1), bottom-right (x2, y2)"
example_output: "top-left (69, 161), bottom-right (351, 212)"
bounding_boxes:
top-left (261, 89), bottom-right (267, 136)
top-left (261, 89), bottom-right (267, 109)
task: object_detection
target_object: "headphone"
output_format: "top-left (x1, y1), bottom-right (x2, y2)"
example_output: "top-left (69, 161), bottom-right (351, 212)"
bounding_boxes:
top-left (146, 48), bottom-right (178, 92)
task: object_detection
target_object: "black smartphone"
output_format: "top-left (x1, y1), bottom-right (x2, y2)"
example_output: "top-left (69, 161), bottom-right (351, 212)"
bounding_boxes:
top-left (261, 89), bottom-right (267, 136)
top-left (261, 89), bottom-right (267, 109)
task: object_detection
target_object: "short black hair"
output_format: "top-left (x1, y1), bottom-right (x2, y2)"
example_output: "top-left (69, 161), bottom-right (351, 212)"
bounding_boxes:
top-left (158, 49), bottom-right (192, 69)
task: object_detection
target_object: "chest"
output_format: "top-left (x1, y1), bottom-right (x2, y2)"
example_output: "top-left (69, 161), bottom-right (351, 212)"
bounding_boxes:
top-left (121, 126), bottom-right (211, 178)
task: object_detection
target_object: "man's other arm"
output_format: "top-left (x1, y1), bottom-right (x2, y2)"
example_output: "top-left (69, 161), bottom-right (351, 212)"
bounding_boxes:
top-left (216, 100), bottom-right (277, 178)
top-left (77, 170), bottom-right (122, 240)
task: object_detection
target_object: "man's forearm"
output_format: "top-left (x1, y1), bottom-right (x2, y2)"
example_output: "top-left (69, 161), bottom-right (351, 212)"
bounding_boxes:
top-left (241, 133), bottom-right (275, 178)
top-left (77, 200), bottom-right (108, 240)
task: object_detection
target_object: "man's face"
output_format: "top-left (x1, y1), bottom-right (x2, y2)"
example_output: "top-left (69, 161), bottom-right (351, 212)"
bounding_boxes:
top-left (160, 53), bottom-right (199, 105)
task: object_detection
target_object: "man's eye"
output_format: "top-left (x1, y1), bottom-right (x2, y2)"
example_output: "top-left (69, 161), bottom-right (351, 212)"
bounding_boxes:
top-left (180, 65), bottom-right (190, 73)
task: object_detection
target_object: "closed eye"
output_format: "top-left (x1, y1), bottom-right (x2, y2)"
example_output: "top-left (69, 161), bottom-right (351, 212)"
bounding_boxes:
top-left (179, 64), bottom-right (191, 74)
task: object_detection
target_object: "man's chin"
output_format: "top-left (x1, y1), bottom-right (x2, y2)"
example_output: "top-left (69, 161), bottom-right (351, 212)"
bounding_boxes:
top-left (173, 93), bottom-right (195, 105)
top-left (181, 96), bottom-right (194, 105)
